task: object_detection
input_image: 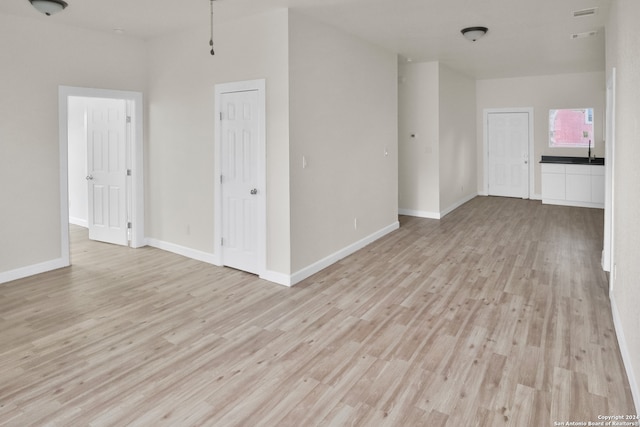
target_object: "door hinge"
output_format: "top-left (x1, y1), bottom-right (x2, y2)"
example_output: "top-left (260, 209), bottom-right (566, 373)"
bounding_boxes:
top-left (219, 112), bottom-right (223, 121)
top-left (220, 174), bottom-right (223, 184)
top-left (221, 238), bottom-right (224, 246)
top-left (127, 222), bottom-right (132, 229)
top-left (127, 169), bottom-right (132, 176)
top-left (126, 116), bottom-right (132, 124)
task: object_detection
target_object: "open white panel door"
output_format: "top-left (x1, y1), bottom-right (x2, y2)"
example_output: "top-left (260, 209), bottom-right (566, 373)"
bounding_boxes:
top-left (487, 112), bottom-right (530, 198)
top-left (86, 98), bottom-right (128, 246)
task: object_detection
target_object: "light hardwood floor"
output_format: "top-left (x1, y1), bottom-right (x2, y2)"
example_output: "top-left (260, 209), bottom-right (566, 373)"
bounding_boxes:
top-left (0, 197), bottom-right (635, 426)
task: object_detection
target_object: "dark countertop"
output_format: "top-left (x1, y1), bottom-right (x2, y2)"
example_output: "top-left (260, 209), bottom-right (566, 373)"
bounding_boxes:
top-left (540, 155), bottom-right (605, 165)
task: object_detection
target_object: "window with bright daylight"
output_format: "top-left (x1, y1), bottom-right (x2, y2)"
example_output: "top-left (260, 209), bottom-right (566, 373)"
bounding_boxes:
top-left (549, 108), bottom-right (594, 148)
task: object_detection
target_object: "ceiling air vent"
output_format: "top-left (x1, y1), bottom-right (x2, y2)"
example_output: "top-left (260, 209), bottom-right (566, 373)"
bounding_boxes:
top-left (571, 30), bottom-right (598, 39)
top-left (573, 7), bottom-right (598, 17)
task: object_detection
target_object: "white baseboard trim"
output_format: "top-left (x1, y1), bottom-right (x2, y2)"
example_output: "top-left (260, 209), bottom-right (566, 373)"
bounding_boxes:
top-left (146, 222), bottom-right (399, 288)
top-left (440, 193), bottom-right (477, 218)
top-left (145, 238), bottom-right (220, 266)
top-left (0, 258), bottom-right (69, 285)
top-left (398, 208), bottom-right (441, 219)
top-left (260, 270), bottom-right (293, 287)
top-left (145, 238), bottom-right (290, 287)
top-left (399, 194), bottom-right (478, 220)
top-left (69, 217), bottom-right (88, 228)
top-left (610, 295), bottom-right (640, 414)
top-left (288, 221), bottom-right (400, 287)
top-left (542, 198), bottom-right (604, 209)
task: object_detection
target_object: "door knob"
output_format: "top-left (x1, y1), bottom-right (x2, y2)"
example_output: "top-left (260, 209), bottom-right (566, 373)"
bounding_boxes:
top-left (250, 188), bottom-right (257, 195)
top-left (86, 175), bottom-right (94, 180)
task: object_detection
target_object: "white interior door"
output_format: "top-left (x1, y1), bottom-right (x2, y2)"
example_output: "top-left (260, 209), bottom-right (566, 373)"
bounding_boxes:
top-left (487, 112), bottom-right (530, 198)
top-left (220, 90), bottom-right (260, 274)
top-left (86, 98), bottom-right (128, 246)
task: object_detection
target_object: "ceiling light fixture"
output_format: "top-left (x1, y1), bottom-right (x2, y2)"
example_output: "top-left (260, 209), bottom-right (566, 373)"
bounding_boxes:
top-left (209, 0), bottom-right (215, 56)
top-left (29, 0), bottom-right (68, 16)
top-left (461, 26), bottom-right (488, 42)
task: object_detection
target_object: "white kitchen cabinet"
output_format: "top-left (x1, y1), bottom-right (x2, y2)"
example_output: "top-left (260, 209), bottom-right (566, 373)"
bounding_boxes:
top-left (591, 167), bottom-right (605, 205)
top-left (566, 165), bottom-right (592, 202)
top-left (541, 164), bottom-right (566, 201)
top-left (541, 163), bottom-right (604, 208)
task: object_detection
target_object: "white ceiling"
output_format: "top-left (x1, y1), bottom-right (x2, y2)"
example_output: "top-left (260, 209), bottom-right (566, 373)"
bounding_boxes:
top-left (1, 0), bottom-right (609, 79)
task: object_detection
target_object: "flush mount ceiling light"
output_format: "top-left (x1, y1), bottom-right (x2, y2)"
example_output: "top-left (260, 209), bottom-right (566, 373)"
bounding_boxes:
top-left (29, 0), bottom-right (68, 16)
top-left (461, 26), bottom-right (488, 42)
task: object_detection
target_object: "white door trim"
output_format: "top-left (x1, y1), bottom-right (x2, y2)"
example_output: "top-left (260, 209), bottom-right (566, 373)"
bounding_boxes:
top-left (59, 86), bottom-right (145, 263)
top-left (604, 68), bottom-right (616, 278)
top-left (214, 79), bottom-right (266, 276)
top-left (483, 108), bottom-right (535, 198)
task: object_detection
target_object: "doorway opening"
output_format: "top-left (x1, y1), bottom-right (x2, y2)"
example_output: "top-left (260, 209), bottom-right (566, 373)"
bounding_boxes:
top-left (59, 86), bottom-right (144, 265)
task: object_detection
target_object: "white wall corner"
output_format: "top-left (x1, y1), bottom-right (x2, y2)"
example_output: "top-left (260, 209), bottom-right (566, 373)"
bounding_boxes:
top-left (289, 221), bottom-right (400, 286)
top-left (145, 238), bottom-right (220, 266)
top-left (440, 193), bottom-right (478, 218)
top-left (0, 258), bottom-right (69, 285)
top-left (610, 295), bottom-right (640, 414)
top-left (259, 270), bottom-right (293, 287)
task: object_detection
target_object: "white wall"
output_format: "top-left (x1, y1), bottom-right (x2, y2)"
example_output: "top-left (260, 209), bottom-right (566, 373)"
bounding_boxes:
top-left (2, 7), bottom-right (396, 283)
top-left (0, 13), bottom-right (147, 278)
top-left (146, 9), bottom-right (291, 274)
top-left (398, 62), bottom-right (440, 216)
top-left (68, 97), bottom-right (88, 227)
top-left (438, 63), bottom-right (477, 213)
top-left (398, 61), bottom-right (477, 218)
top-left (607, 0), bottom-right (640, 412)
top-left (288, 12), bottom-right (398, 273)
top-left (476, 72), bottom-right (606, 197)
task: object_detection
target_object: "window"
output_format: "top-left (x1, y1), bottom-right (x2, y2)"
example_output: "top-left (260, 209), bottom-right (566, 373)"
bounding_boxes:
top-left (549, 108), bottom-right (594, 148)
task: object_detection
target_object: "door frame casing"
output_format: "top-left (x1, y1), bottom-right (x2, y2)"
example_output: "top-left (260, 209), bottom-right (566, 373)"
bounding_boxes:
top-left (483, 108), bottom-right (535, 199)
top-left (213, 79), bottom-right (266, 276)
top-left (603, 68), bottom-right (616, 277)
top-left (59, 86), bottom-right (145, 262)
